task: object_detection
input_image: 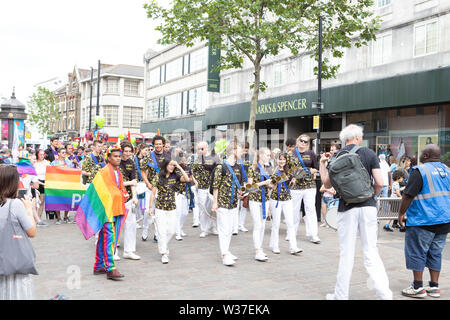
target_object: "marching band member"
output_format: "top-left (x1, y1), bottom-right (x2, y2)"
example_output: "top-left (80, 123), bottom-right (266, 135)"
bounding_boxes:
top-left (117, 141), bottom-right (140, 260)
top-left (149, 159), bottom-right (190, 264)
top-left (211, 142), bottom-right (244, 266)
top-left (269, 152), bottom-right (303, 255)
top-left (247, 147), bottom-right (272, 261)
top-left (288, 134), bottom-right (321, 244)
top-left (234, 142), bottom-right (252, 234)
top-left (81, 140), bottom-right (106, 186)
top-left (140, 135), bottom-right (171, 242)
top-left (192, 141), bottom-right (219, 238)
top-left (174, 150), bottom-right (198, 241)
top-left (133, 143), bottom-right (150, 226)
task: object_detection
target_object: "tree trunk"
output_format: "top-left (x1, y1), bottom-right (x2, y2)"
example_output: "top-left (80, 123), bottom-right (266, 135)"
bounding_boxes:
top-left (247, 62), bottom-right (261, 153)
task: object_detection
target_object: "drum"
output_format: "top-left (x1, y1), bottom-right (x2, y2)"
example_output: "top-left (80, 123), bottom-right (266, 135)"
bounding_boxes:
top-left (198, 193), bottom-right (216, 220)
top-left (325, 199), bottom-right (339, 231)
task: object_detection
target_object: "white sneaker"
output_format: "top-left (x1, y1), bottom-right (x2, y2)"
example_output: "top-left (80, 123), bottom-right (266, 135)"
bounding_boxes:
top-left (401, 285), bottom-right (427, 298)
top-left (272, 247), bottom-right (281, 254)
top-left (181, 230), bottom-right (187, 237)
top-left (136, 224), bottom-right (142, 229)
top-left (290, 248), bottom-right (303, 255)
top-left (228, 253), bottom-right (238, 260)
top-left (285, 235), bottom-right (289, 241)
top-left (222, 254), bottom-right (235, 266)
top-left (113, 252), bottom-right (121, 261)
top-left (161, 254), bottom-right (169, 264)
top-left (211, 228), bottom-right (219, 235)
top-left (255, 251), bottom-right (268, 261)
top-left (123, 252), bottom-right (141, 260)
top-left (232, 230), bottom-right (238, 235)
top-left (175, 235), bottom-right (183, 241)
top-left (310, 237), bottom-right (321, 244)
top-left (239, 226), bottom-right (248, 232)
top-left (199, 232), bottom-right (208, 238)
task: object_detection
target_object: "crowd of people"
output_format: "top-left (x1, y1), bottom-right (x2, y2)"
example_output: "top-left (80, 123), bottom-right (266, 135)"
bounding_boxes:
top-left (0, 123), bottom-right (448, 300)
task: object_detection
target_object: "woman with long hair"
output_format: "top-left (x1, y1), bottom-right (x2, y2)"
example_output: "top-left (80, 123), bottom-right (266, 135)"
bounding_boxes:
top-left (0, 165), bottom-right (36, 299)
top-left (134, 143), bottom-right (150, 227)
top-left (149, 158), bottom-right (190, 264)
top-left (246, 147), bottom-right (273, 261)
top-left (33, 150), bottom-right (49, 227)
top-left (269, 152), bottom-right (303, 255)
top-left (398, 156), bottom-right (412, 186)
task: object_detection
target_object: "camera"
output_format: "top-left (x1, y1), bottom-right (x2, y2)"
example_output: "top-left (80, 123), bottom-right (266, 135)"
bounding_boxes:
top-left (18, 189), bottom-right (27, 199)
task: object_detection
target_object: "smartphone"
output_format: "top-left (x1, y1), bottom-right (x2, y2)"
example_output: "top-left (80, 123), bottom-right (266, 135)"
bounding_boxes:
top-left (18, 189), bottom-right (27, 199)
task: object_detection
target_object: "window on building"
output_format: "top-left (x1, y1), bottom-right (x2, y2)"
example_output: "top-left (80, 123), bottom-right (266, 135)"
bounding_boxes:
top-left (301, 55), bottom-right (315, 80)
top-left (103, 106), bottom-right (119, 127)
top-left (123, 106), bottom-right (143, 128)
top-left (80, 108), bottom-right (85, 128)
top-left (372, 32), bottom-right (392, 66)
top-left (165, 57), bottom-right (183, 82)
top-left (183, 54), bottom-right (189, 75)
top-left (189, 47), bottom-right (208, 73)
top-left (160, 97), bottom-right (169, 119)
top-left (147, 98), bottom-right (160, 120)
top-left (106, 78), bottom-right (119, 93)
top-left (188, 86), bottom-right (207, 113)
top-left (274, 63), bottom-right (290, 87)
top-left (223, 77), bottom-right (231, 94)
top-left (378, 0), bottom-right (391, 7)
top-left (414, 20), bottom-right (438, 57)
top-left (124, 80), bottom-right (140, 96)
top-left (149, 67), bottom-right (161, 87)
top-left (164, 93), bottom-right (182, 118)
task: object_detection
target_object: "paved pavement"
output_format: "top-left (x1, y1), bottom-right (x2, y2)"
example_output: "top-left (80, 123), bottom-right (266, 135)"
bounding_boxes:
top-left (31, 212), bottom-right (450, 300)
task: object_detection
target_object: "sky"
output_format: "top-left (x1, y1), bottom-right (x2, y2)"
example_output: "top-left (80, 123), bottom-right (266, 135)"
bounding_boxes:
top-left (0, 0), bottom-right (164, 105)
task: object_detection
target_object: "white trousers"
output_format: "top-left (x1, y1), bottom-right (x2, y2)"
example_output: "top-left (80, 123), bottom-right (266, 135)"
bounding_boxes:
top-left (191, 186), bottom-right (200, 225)
top-left (249, 201), bottom-right (268, 251)
top-left (233, 200), bottom-right (248, 232)
top-left (217, 207), bottom-right (238, 256)
top-left (142, 189), bottom-right (157, 239)
top-left (333, 206), bottom-right (392, 300)
top-left (154, 209), bottom-right (177, 255)
top-left (175, 193), bottom-right (189, 237)
top-left (123, 201), bottom-right (137, 253)
top-left (269, 199), bottom-right (298, 251)
top-left (198, 189), bottom-right (216, 233)
top-left (291, 188), bottom-right (318, 239)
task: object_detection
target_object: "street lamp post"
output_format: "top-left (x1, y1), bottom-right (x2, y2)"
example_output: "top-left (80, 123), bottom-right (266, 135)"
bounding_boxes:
top-left (95, 60), bottom-right (101, 132)
top-left (88, 67), bottom-right (93, 132)
top-left (316, 15), bottom-right (323, 155)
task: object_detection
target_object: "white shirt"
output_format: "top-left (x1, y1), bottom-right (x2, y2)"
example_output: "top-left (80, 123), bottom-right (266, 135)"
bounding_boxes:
top-left (379, 160), bottom-right (390, 186)
top-left (34, 160), bottom-right (48, 180)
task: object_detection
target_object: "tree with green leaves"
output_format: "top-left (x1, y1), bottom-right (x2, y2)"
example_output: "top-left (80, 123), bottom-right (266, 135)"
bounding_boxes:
top-left (27, 86), bottom-right (61, 136)
top-left (144, 0), bottom-right (380, 150)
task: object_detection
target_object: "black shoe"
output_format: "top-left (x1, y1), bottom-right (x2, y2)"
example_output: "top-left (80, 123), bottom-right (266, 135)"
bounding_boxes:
top-left (141, 235), bottom-right (148, 241)
top-left (153, 235), bottom-right (158, 243)
top-left (399, 226), bottom-right (406, 232)
top-left (383, 225), bottom-right (394, 232)
top-left (392, 223), bottom-right (400, 229)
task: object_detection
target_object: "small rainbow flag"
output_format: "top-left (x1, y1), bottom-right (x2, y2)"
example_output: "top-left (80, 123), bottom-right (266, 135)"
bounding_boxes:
top-left (15, 158), bottom-right (37, 177)
top-left (45, 166), bottom-right (86, 211)
top-left (75, 164), bottom-right (127, 240)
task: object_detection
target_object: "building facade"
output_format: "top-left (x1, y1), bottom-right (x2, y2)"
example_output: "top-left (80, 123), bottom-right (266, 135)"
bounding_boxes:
top-left (141, 0), bottom-right (450, 164)
top-left (79, 64), bottom-right (145, 142)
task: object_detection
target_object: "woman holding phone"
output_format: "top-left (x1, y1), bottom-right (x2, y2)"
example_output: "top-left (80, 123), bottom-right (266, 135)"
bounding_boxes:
top-left (0, 165), bottom-right (37, 299)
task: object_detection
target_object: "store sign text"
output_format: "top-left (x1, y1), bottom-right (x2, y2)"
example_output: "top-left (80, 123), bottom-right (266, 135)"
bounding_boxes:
top-left (256, 98), bottom-right (307, 115)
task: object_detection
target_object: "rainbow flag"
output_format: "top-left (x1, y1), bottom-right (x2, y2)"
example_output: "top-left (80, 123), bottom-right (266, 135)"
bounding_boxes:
top-left (15, 158), bottom-right (37, 177)
top-left (45, 166), bottom-right (86, 211)
top-left (75, 164), bottom-right (127, 240)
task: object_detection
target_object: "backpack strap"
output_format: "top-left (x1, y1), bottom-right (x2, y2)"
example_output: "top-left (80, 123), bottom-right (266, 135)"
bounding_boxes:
top-left (349, 146), bottom-right (361, 154)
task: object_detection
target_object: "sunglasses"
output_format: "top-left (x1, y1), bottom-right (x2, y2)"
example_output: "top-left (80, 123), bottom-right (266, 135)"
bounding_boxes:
top-left (299, 139), bottom-right (309, 144)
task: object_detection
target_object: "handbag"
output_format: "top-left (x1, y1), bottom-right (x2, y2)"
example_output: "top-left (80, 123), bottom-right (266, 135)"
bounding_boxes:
top-left (0, 199), bottom-right (39, 276)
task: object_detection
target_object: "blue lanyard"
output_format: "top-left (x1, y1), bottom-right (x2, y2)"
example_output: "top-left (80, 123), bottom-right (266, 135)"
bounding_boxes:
top-left (135, 156), bottom-right (142, 181)
top-left (257, 163), bottom-right (270, 219)
top-left (91, 153), bottom-right (105, 168)
top-left (276, 170), bottom-right (290, 208)
top-left (295, 148), bottom-right (312, 177)
top-left (224, 161), bottom-right (241, 204)
top-left (148, 152), bottom-right (159, 173)
top-left (185, 182), bottom-right (195, 209)
top-left (239, 161), bottom-right (248, 182)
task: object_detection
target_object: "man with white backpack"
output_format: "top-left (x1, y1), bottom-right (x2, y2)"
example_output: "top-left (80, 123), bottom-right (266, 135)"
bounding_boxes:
top-left (319, 124), bottom-right (392, 300)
